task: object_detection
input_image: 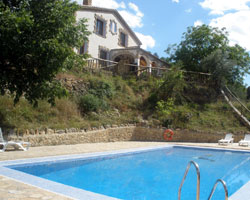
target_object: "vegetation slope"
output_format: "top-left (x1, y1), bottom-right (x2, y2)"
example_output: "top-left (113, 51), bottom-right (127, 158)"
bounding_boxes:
top-left (0, 67), bottom-right (249, 134)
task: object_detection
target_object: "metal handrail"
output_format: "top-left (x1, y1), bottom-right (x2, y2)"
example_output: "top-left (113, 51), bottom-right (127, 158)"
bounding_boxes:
top-left (224, 86), bottom-right (250, 114)
top-left (207, 179), bottom-right (228, 200)
top-left (178, 161), bottom-right (200, 200)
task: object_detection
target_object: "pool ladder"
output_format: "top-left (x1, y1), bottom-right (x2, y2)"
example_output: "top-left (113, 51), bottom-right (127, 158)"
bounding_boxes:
top-left (178, 161), bottom-right (229, 200)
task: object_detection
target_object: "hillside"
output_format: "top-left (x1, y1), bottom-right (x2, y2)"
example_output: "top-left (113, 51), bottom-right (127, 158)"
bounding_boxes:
top-left (0, 68), bottom-right (249, 134)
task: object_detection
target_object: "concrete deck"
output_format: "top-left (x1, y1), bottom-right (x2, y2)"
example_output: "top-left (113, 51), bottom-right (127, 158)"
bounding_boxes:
top-left (0, 142), bottom-right (249, 200)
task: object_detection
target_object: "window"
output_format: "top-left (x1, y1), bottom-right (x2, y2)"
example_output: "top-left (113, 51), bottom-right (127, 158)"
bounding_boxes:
top-left (79, 41), bottom-right (88, 55)
top-left (151, 62), bottom-right (157, 67)
top-left (94, 15), bottom-right (107, 38)
top-left (96, 19), bottom-right (104, 35)
top-left (100, 49), bottom-right (108, 60)
top-left (120, 32), bottom-right (127, 47)
top-left (140, 56), bottom-right (147, 66)
top-left (110, 20), bottom-right (117, 34)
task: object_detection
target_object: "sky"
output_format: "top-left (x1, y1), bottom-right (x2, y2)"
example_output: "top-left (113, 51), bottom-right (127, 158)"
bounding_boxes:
top-left (76, 0), bottom-right (250, 86)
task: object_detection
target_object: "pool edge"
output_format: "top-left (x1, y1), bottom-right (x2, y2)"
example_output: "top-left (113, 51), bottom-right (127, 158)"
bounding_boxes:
top-left (0, 144), bottom-right (249, 200)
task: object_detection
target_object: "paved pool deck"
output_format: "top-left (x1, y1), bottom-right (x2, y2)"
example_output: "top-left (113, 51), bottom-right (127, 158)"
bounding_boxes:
top-left (0, 141), bottom-right (250, 200)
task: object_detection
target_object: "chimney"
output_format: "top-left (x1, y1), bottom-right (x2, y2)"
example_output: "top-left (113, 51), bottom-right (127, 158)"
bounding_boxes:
top-left (83, 0), bottom-right (92, 6)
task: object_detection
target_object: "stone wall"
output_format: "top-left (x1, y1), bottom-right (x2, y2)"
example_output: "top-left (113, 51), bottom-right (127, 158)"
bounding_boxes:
top-left (8, 126), bottom-right (246, 147)
top-left (134, 127), bottom-right (245, 143)
top-left (9, 126), bottom-right (136, 147)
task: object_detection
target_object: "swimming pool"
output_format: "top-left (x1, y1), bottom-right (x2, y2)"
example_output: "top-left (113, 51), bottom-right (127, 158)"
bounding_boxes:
top-left (0, 145), bottom-right (250, 200)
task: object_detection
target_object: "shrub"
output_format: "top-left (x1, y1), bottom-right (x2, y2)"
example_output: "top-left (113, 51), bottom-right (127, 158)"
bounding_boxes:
top-left (155, 99), bottom-right (175, 127)
top-left (88, 80), bottom-right (114, 99)
top-left (79, 94), bottom-right (101, 113)
top-left (156, 99), bottom-right (175, 117)
top-left (78, 94), bottom-right (109, 114)
top-left (148, 65), bottom-right (187, 107)
top-left (155, 99), bottom-right (193, 128)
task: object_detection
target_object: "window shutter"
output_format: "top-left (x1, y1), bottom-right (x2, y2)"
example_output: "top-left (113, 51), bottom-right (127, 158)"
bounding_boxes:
top-left (110, 21), bottom-right (113, 32)
top-left (125, 35), bottom-right (128, 47)
top-left (84, 41), bottom-right (88, 53)
top-left (114, 23), bottom-right (117, 33)
top-left (103, 21), bottom-right (106, 36)
top-left (79, 46), bottom-right (83, 55)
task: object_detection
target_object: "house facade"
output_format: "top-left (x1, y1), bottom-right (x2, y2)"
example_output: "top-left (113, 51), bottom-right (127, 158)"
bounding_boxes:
top-left (76, 0), bottom-right (168, 72)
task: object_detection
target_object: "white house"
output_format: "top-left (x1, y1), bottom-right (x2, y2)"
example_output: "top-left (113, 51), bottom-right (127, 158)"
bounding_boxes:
top-left (76, 0), bottom-right (168, 73)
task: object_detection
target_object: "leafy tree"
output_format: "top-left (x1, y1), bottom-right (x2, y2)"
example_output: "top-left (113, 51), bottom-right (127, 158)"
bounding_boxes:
top-left (200, 49), bottom-right (235, 87)
top-left (166, 25), bottom-right (250, 86)
top-left (148, 64), bottom-right (187, 106)
top-left (0, 0), bottom-right (89, 106)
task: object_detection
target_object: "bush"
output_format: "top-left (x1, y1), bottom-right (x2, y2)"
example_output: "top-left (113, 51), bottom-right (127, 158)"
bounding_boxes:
top-left (148, 65), bottom-right (187, 107)
top-left (88, 80), bottom-right (114, 99)
top-left (78, 94), bottom-right (108, 114)
top-left (156, 99), bottom-right (175, 117)
top-left (79, 94), bottom-right (101, 113)
top-left (155, 99), bottom-right (193, 128)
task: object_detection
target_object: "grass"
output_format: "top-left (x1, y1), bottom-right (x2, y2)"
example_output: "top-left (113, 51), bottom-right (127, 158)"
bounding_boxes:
top-left (186, 101), bottom-right (249, 133)
top-left (0, 96), bottom-right (83, 130)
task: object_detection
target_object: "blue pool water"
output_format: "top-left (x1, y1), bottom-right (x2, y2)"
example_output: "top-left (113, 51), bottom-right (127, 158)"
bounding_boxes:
top-left (9, 146), bottom-right (250, 200)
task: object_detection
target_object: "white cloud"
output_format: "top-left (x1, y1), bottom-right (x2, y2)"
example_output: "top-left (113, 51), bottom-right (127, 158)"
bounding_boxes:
top-left (119, 10), bottom-right (143, 28)
top-left (91, 0), bottom-right (126, 9)
top-left (210, 10), bottom-right (250, 50)
top-left (118, 3), bottom-right (144, 28)
top-left (120, 1), bottom-right (126, 9)
top-left (129, 2), bottom-right (144, 17)
top-left (185, 9), bottom-right (192, 13)
top-left (200, 0), bottom-right (250, 15)
top-left (199, 0), bottom-right (250, 50)
top-left (194, 20), bottom-right (203, 27)
top-left (135, 32), bottom-right (156, 50)
top-left (172, 0), bottom-right (179, 3)
top-left (119, 3), bottom-right (144, 28)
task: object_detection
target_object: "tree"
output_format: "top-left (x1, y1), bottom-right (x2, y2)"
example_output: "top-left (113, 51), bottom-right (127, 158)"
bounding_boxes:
top-left (166, 25), bottom-right (250, 86)
top-left (200, 49), bottom-right (235, 88)
top-left (148, 64), bottom-right (187, 106)
top-left (0, 0), bottom-right (90, 106)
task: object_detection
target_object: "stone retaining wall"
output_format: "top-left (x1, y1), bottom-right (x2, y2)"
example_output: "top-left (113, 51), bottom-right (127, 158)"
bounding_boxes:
top-left (8, 126), bottom-right (246, 147)
top-left (134, 128), bottom-right (245, 143)
top-left (9, 126), bottom-right (136, 147)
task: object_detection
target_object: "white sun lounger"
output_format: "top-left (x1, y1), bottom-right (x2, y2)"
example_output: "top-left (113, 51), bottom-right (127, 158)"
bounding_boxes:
top-left (0, 128), bottom-right (30, 152)
top-left (0, 128), bottom-right (8, 152)
top-left (239, 134), bottom-right (250, 147)
top-left (218, 133), bottom-right (234, 145)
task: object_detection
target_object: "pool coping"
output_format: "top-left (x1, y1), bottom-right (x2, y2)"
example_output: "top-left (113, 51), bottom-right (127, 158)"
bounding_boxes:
top-left (0, 144), bottom-right (250, 200)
